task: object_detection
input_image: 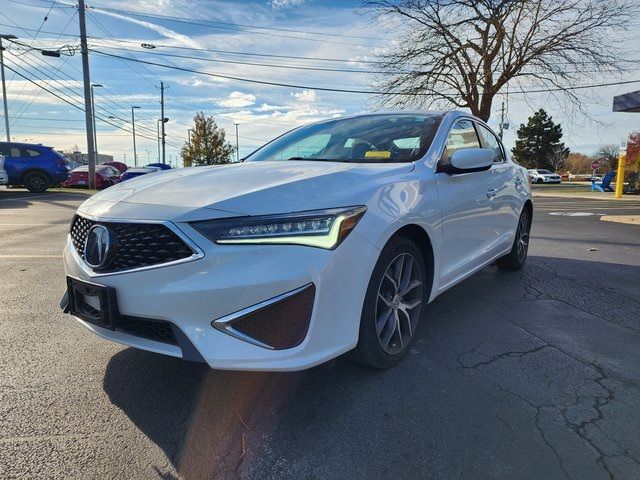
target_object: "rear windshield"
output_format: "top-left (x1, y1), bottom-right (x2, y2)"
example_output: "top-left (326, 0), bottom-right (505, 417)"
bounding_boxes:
top-left (245, 114), bottom-right (443, 163)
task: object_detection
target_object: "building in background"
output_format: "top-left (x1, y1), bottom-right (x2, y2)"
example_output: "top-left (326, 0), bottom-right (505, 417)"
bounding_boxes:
top-left (58, 150), bottom-right (114, 165)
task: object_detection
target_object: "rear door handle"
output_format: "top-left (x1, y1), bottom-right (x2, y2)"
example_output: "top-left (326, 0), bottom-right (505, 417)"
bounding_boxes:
top-left (486, 188), bottom-right (498, 199)
top-left (515, 177), bottom-right (523, 186)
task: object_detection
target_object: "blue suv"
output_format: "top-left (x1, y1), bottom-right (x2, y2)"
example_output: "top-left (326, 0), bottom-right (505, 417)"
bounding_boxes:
top-left (0, 142), bottom-right (70, 192)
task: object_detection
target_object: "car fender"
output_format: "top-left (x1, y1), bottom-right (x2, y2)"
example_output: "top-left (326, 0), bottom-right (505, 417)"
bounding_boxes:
top-left (299, 163), bottom-right (443, 301)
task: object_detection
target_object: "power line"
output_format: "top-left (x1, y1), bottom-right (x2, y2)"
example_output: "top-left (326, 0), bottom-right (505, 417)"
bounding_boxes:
top-left (5, 0), bottom-right (58, 95)
top-left (93, 44), bottom-right (387, 74)
top-left (91, 38), bottom-right (384, 65)
top-left (2, 62), bottom-right (182, 147)
top-left (91, 49), bottom-right (640, 96)
top-left (89, 49), bottom-right (435, 95)
top-left (7, 12), bottom-right (78, 124)
top-left (85, 11), bottom-right (158, 88)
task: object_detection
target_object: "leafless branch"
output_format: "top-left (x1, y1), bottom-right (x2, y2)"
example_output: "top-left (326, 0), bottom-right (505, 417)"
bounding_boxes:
top-left (365, 0), bottom-right (640, 120)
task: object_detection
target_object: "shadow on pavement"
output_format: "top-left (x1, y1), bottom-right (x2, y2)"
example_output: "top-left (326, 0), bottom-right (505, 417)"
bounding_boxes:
top-left (103, 256), bottom-right (640, 480)
top-left (0, 189), bottom-right (92, 210)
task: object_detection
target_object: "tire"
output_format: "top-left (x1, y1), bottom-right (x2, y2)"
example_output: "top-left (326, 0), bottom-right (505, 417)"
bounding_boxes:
top-left (23, 171), bottom-right (50, 193)
top-left (536, 178), bottom-right (544, 184)
top-left (496, 208), bottom-right (531, 271)
top-left (354, 236), bottom-right (428, 369)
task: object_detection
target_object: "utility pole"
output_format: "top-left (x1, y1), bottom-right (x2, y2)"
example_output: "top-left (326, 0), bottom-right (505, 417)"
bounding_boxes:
top-left (0, 35), bottom-right (17, 142)
top-left (131, 106), bottom-right (140, 166)
top-left (160, 81), bottom-right (166, 164)
top-left (234, 122), bottom-right (239, 162)
top-left (78, 0), bottom-right (97, 189)
top-left (498, 101), bottom-right (506, 140)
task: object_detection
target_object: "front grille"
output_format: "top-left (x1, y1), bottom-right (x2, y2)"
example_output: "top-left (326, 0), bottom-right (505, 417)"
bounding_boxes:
top-left (70, 215), bottom-right (195, 273)
top-left (117, 316), bottom-right (178, 345)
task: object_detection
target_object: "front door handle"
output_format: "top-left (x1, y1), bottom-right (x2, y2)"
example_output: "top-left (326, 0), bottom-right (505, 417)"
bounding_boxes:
top-left (486, 188), bottom-right (498, 199)
top-left (515, 177), bottom-right (523, 186)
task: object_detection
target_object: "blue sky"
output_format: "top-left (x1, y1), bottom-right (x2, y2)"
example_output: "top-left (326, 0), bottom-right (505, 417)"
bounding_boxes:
top-left (1, 0), bottom-right (639, 166)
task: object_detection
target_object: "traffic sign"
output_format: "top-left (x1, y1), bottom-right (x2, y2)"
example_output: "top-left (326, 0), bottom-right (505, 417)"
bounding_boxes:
top-left (591, 160), bottom-right (600, 170)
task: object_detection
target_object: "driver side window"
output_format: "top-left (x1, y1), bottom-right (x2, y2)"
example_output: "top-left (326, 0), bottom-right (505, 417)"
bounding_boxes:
top-left (273, 134), bottom-right (331, 160)
top-left (444, 120), bottom-right (480, 161)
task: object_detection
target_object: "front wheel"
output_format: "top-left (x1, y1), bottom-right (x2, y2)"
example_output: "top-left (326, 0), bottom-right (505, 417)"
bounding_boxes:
top-left (535, 178), bottom-right (544, 184)
top-left (354, 236), bottom-right (428, 369)
top-left (496, 208), bottom-right (531, 271)
top-left (23, 172), bottom-right (50, 193)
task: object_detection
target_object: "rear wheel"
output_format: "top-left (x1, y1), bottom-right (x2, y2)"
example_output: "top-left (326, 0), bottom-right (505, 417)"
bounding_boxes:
top-left (535, 178), bottom-right (544, 184)
top-left (496, 208), bottom-right (531, 271)
top-left (23, 172), bottom-right (50, 193)
top-left (354, 236), bottom-right (427, 369)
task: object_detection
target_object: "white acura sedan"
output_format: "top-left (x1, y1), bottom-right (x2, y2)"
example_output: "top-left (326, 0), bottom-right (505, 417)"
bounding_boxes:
top-left (61, 112), bottom-right (532, 371)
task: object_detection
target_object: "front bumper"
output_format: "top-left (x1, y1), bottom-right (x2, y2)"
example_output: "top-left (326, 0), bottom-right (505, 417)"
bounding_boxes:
top-left (62, 222), bottom-right (379, 371)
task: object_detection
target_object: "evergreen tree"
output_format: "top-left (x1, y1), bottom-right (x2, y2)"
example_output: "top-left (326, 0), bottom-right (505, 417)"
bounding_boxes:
top-left (181, 112), bottom-right (235, 167)
top-left (512, 109), bottom-right (568, 170)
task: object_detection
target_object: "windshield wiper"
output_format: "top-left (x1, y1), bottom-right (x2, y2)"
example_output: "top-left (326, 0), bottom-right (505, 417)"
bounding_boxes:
top-left (286, 157), bottom-right (344, 162)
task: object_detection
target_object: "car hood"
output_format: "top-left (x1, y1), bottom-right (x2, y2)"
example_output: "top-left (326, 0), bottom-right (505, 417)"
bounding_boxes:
top-left (78, 161), bottom-right (414, 220)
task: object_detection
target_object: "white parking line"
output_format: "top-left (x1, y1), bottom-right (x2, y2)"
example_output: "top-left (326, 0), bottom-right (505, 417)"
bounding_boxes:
top-left (0, 223), bottom-right (56, 226)
top-left (0, 254), bottom-right (62, 258)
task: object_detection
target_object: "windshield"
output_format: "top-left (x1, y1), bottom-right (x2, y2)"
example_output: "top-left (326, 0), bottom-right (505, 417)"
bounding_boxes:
top-left (245, 114), bottom-right (443, 163)
top-left (538, 169), bottom-right (553, 174)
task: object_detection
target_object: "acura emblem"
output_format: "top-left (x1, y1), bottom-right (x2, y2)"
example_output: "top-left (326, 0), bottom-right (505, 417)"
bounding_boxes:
top-left (84, 225), bottom-right (113, 269)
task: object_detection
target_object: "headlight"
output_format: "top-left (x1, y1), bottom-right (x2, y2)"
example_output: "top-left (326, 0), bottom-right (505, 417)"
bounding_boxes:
top-left (189, 206), bottom-right (366, 250)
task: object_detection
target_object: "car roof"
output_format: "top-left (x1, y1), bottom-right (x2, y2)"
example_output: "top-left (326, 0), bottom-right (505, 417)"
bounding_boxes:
top-left (127, 166), bottom-right (159, 172)
top-left (0, 141), bottom-right (50, 148)
top-left (73, 165), bottom-right (111, 172)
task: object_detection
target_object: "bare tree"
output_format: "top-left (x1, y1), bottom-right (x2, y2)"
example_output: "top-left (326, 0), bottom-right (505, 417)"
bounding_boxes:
top-left (365, 0), bottom-right (637, 120)
top-left (593, 144), bottom-right (619, 171)
top-left (548, 145), bottom-right (568, 172)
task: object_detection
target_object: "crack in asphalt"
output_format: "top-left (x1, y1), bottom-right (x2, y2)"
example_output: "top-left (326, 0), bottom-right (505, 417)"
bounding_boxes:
top-left (520, 261), bottom-right (640, 334)
top-left (456, 302), bottom-right (640, 479)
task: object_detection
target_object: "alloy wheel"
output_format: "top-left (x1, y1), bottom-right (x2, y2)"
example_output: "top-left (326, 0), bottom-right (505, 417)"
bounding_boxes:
top-left (375, 253), bottom-right (423, 354)
top-left (516, 212), bottom-right (530, 263)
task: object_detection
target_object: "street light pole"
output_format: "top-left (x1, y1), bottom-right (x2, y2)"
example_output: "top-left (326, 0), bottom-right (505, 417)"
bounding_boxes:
top-left (1, 34), bottom-right (18, 142)
top-left (131, 106), bottom-right (140, 166)
top-left (90, 83), bottom-right (103, 162)
top-left (234, 122), bottom-right (239, 162)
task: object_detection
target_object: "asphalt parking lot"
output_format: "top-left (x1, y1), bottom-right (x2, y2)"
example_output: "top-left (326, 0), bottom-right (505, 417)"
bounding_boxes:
top-left (1, 189), bottom-right (639, 480)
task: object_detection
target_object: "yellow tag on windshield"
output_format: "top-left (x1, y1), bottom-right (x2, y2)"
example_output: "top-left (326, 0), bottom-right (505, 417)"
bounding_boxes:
top-left (364, 151), bottom-right (391, 159)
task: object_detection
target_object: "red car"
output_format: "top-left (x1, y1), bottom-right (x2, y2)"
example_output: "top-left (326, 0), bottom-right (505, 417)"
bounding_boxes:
top-left (62, 165), bottom-right (121, 189)
top-left (101, 161), bottom-right (128, 174)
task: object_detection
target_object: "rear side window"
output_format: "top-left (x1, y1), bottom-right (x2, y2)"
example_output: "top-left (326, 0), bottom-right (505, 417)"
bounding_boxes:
top-left (0, 146), bottom-right (22, 157)
top-left (25, 149), bottom-right (41, 157)
top-left (444, 119), bottom-right (480, 160)
top-left (476, 124), bottom-right (505, 163)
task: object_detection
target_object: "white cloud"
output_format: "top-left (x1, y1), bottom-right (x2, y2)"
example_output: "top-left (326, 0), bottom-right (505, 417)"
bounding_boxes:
top-left (269, 0), bottom-right (306, 9)
top-left (291, 90), bottom-right (317, 103)
top-left (217, 91), bottom-right (257, 108)
top-left (254, 103), bottom-right (286, 112)
top-left (91, 8), bottom-right (202, 49)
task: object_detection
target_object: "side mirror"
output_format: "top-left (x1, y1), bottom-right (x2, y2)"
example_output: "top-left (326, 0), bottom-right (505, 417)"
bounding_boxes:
top-left (439, 148), bottom-right (493, 175)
